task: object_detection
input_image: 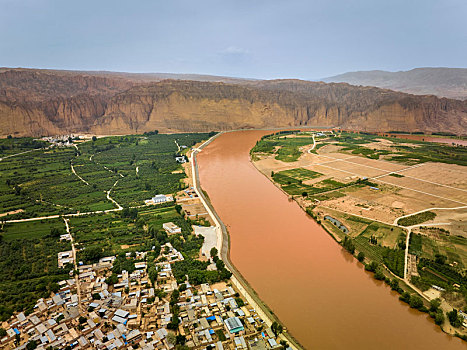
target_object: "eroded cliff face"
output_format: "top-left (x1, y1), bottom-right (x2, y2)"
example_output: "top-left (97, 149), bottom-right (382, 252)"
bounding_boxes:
top-left (0, 68), bottom-right (466, 137)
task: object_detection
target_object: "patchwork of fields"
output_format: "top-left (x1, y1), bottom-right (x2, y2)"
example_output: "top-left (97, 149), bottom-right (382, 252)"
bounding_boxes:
top-left (0, 132), bottom-right (211, 321)
top-left (252, 130), bottom-right (467, 312)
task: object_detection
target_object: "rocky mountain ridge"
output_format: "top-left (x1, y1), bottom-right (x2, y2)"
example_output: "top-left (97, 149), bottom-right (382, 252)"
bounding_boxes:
top-left (1, 68), bottom-right (466, 137)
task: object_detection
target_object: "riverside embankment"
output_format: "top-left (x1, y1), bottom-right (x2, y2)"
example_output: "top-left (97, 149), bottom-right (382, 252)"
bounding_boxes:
top-left (197, 130), bottom-right (465, 350)
top-left (190, 132), bottom-right (302, 349)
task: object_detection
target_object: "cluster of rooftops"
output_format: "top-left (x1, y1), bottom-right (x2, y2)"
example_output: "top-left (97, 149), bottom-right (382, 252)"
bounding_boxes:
top-left (1, 244), bottom-right (289, 350)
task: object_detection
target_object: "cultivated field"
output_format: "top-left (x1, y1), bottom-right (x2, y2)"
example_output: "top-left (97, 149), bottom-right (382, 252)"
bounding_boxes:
top-left (252, 130), bottom-right (467, 316)
top-left (0, 132), bottom-right (212, 321)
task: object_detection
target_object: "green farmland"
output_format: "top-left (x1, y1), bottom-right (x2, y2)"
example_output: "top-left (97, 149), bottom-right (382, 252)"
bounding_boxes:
top-left (0, 219), bottom-right (71, 321)
top-left (251, 132), bottom-right (315, 162)
top-left (0, 133), bottom-right (209, 219)
top-left (0, 132), bottom-right (211, 321)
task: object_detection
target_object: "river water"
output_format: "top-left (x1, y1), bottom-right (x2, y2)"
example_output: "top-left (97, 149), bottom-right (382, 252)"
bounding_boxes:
top-left (197, 130), bottom-right (464, 349)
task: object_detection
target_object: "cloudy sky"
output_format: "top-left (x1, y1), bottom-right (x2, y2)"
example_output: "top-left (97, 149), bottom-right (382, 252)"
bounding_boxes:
top-left (1, 0), bottom-right (466, 79)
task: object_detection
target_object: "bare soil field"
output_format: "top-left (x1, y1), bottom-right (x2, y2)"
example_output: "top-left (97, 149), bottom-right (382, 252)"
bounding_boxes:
top-left (314, 158), bottom-right (386, 177)
top-left (399, 162), bottom-right (467, 190)
top-left (343, 156), bottom-right (408, 172)
top-left (321, 189), bottom-right (404, 224)
top-left (361, 138), bottom-right (421, 152)
top-left (254, 138), bottom-right (467, 227)
top-left (376, 175), bottom-right (467, 205)
top-left (430, 208), bottom-right (467, 236)
top-left (253, 152), bottom-right (326, 174)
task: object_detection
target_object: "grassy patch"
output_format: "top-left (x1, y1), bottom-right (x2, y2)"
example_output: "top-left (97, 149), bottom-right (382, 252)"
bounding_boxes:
top-left (273, 168), bottom-right (322, 187)
top-left (276, 145), bottom-right (302, 162)
top-left (398, 211), bottom-right (436, 226)
top-left (0, 219), bottom-right (71, 321)
top-left (1, 219), bottom-right (65, 241)
top-left (251, 132), bottom-right (315, 162)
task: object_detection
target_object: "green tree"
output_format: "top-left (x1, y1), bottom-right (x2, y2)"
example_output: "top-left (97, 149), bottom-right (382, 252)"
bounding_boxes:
top-left (430, 298), bottom-right (441, 312)
top-left (81, 246), bottom-right (104, 264)
top-left (447, 309), bottom-right (463, 328)
top-left (343, 236), bottom-right (355, 255)
top-left (365, 261), bottom-right (379, 272)
top-left (26, 340), bottom-right (38, 350)
top-left (92, 136), bottom-right (97, 142)
top-left (434, 254), bottom-right (447, 265)
top-left (105, 273), bottom-right (119, 285)
top-left (389, 278), bottom-right (399, 291)
top-left (357, 251), bottom-right (365, 262)
top-left (210, 247), bottom-right (218, 259)
top-left (271, 321), bottom-right (283, 337)
top-left (374, 268), bottom-right (385, 280)
top-left (434, 310), bottom-right (445, 325)
top-left (409, 295), bottom-right (424, 310)
top-left (148, 266), bottom-right (158, 286)
top-left (176, 335), bottom-right (186, 345)
top-left (399, 292), bottom-right (411, 304)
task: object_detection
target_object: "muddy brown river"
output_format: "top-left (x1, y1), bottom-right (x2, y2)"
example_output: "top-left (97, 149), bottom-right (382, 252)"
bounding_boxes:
top-left (198, 130), bottom-right (464, 349)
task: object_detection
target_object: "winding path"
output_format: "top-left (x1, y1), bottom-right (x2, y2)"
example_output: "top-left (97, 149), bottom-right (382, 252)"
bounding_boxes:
top-left (107, 179), bottom-right (123, 210)
top-left (70, 162), bottom-right (89, 185)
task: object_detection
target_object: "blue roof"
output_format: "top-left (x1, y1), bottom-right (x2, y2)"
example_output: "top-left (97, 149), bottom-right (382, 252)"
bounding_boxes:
top-left (13, 328), bottom-right (20, 334)
top-left (209, 329), bottom-right (215, 334)
top-left (206, 315), bottom-right (216, 321)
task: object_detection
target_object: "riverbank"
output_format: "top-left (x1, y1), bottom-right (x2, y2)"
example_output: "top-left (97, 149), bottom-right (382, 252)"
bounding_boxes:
top-left (196, 129), bottom-right (465, 349)
top-left (189, 132), bottom-right (304, 350)
top-left (250, 131), bottom-right (467, 341)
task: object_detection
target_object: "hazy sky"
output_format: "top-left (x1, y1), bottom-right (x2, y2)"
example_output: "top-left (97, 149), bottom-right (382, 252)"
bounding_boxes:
top-left (1, 0), bottom-right (466, 79)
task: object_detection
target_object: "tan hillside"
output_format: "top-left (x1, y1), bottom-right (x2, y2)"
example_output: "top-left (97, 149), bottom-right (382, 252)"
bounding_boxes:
top-left (1, 68), bottom-right (466, 137)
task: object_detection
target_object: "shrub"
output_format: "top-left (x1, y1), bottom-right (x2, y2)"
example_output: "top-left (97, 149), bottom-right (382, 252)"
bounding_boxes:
top-left (365, 261), bottom-right (379, 272)
top-left (374, 268), bottom-right (385, 280)
top-left (434, 311), bottom-right (445, 325)
top-left (409, 295), bottom-right (424, 310)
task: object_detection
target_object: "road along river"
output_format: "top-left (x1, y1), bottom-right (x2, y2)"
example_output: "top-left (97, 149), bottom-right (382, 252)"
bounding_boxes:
top-left (197, 130), bottom-right (464, 350)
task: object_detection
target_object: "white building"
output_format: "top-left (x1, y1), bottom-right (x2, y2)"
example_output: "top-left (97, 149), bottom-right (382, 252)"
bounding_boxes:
top-left (58, 251), bottom-right (74, 268)
top-left (145, 194), bottom-right (174, 205)
top-left (162, 222), bottom-right (182, 235)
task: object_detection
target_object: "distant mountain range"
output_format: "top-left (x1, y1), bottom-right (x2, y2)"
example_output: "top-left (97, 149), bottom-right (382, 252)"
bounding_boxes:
top-left (0, 67), bottom-right (466, 137)
top-left (322, 68), bottom-right (467, 100)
